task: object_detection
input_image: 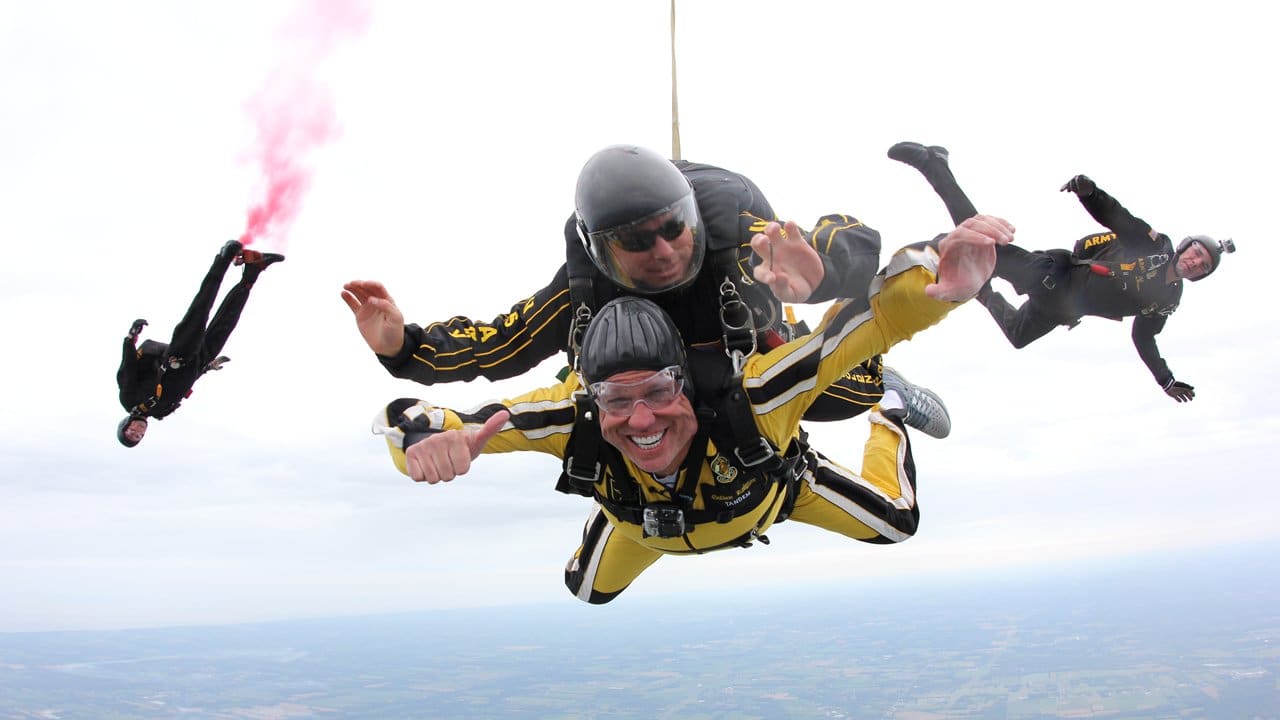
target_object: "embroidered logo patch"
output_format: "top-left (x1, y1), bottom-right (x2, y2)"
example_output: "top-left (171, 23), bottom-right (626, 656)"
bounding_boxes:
top-left (711, 455), bottom-right (739, 484)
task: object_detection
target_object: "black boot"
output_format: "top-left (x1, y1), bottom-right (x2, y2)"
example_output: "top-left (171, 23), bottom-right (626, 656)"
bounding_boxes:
top-left (238, 251), bottom-right (285, 284)
top-left (888, 141), bottom-right (977, 226)
top-left (887, 141), bottom-right (950, 172)
top-left (247, 251), bottom-right (285, 269)
top-left (220, 239), bottom-right (244, 261)
top-left (236, 250), bottom-right (285, 269)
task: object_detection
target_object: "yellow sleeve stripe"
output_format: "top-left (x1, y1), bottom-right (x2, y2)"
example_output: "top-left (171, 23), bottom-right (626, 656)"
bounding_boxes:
top-left (408, 297), bottom-right (572, 371)
top-left (811, 215), bottom-right (864, 254)
top-left (417, 289), bottom-right (571, 360)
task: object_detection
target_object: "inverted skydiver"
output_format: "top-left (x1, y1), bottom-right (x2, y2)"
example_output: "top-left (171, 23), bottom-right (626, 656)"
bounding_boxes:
top-left (116, 240), bottom-right (284, 446)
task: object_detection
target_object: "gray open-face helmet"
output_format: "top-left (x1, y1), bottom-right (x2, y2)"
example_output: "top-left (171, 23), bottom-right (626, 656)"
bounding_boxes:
top-left (1175, 235), bottom-right (1235, 281)
top-left (117, 415), bottom-right (146, 447)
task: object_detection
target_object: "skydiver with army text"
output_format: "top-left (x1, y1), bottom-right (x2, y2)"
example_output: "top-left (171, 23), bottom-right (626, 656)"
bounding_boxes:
top-left (887, 141), bottom-right (1235, 403)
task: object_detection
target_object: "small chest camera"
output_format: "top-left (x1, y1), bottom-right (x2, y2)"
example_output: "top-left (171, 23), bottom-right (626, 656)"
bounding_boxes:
top-left (642, 504), bottom-right (686, 538)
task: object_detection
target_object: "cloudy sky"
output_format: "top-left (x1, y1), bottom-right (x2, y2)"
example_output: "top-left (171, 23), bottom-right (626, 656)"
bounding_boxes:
top-left (3, 0), bottom-right (1278, 632)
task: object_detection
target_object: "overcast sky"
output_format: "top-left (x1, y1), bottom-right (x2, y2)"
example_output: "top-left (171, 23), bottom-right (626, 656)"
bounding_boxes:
top-left (3, 0), bottom-right (1278, 632)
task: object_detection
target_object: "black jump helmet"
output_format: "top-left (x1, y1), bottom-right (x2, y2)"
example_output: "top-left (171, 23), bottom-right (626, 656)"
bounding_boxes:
top-left (579, 296), bottom-right (690, 390)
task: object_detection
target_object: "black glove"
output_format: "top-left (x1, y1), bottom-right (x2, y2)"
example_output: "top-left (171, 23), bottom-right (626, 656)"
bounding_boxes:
top-left (1060, 174), bottom-right (1096, 196)
top-left (128, 318), bottom-right (147, 339)
top-left (1164, 380), bottom-right (1195, 403)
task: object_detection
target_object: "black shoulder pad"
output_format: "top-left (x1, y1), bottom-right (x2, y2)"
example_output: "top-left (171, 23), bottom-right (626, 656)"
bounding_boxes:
top-left (681, 163), bottom-right (758, 252)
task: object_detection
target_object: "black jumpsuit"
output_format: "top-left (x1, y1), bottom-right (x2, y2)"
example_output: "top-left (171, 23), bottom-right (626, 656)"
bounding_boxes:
top-left (898, 155), bottom-right (1184, 389)
top-left (117, 247), bottom-right (267, 419)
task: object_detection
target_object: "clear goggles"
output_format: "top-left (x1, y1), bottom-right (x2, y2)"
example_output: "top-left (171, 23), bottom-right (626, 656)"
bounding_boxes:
top-left (588, 366), bottom-right (685, 418)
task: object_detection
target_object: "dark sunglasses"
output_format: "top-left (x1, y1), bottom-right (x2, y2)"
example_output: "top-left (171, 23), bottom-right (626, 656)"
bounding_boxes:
top-left (605, 213), bottom-right (689, 253)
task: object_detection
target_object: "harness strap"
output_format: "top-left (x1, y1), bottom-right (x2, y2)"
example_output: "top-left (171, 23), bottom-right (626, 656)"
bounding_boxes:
top-left (773, 432), bottom-right (808, 523)
top-left (672, 406), bottom-right (716, 507)
top-left (708, 247), bottom-right (757, 360)
top-left (597, 494), bottom-right (751, 528)
top-left (719, 371), bottom-right (782, 472)
top-left (559, 394), bottom-right (603, 497)
top-left (565, 275), bottom-right (596, 369)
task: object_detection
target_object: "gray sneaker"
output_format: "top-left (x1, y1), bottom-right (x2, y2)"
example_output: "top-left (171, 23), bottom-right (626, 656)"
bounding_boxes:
top-left (881, 366), bottom-right (951, 439)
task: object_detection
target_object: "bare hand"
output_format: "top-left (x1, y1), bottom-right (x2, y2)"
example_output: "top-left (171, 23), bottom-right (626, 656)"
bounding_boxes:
top-left (750, 220), bottom-right (825, 303)
top-left (404, 410), bottom-right (509, 483)
top-left (342, 280), bottom-right (407, 356)
top-left (927, 215), bottom-right (1016, 302)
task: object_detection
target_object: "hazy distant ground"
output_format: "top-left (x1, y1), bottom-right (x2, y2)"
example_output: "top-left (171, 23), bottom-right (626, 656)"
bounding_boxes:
top-left (4, 540), bottom-right (1278, 719)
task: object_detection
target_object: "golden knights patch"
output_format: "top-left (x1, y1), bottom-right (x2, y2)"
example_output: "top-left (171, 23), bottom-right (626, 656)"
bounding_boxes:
top-left (710, 455), bottom-right (739, 484)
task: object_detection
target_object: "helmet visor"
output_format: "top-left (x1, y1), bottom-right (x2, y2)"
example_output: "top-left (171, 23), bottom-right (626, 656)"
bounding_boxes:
top-left (583, 193), bottom-right (705, 294)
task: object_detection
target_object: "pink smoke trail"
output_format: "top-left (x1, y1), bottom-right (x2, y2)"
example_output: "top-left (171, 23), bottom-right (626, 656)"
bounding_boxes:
top-left (239, 0), bottom-right (372, 248)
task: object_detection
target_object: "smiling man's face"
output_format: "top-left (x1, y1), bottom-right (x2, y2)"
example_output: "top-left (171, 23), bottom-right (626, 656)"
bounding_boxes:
top-left (596, 368), bottom-right (697, 476)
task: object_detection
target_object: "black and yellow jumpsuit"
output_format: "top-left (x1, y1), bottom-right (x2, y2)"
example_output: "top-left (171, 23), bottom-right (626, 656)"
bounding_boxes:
top-left (375, 244), bottom-right (959, 603)
top-left (375, 160), bottom-right (889, 422)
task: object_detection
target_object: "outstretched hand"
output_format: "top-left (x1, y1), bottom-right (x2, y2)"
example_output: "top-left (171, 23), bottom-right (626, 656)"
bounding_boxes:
top-left (404, 410), bottom-right (510, 484)
top-left (1060, 174), bottom-right (1096, 196)
top-left (750, 220), bottom-right (825, 303)
top-left (927, 214), bottom-right (1016, 302)
top-left (342, 280), bottom-right (407, 357)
